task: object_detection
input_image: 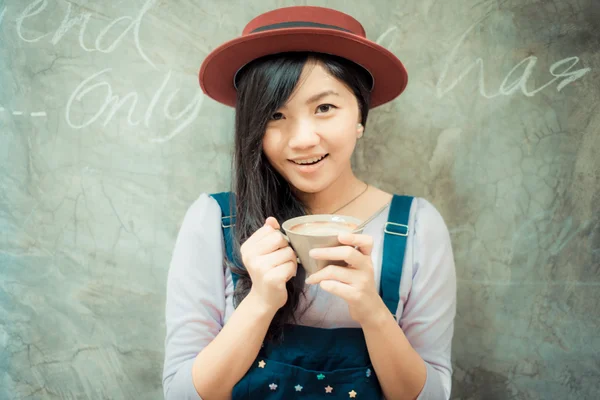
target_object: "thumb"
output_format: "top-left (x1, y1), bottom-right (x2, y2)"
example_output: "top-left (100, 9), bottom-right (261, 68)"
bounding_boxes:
top-left (264, 216), bottom-right (280, 230)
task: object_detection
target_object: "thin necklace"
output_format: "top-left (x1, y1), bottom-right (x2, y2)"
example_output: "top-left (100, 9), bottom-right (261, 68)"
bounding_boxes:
top-left (330, 183), bottom-right (369, 214)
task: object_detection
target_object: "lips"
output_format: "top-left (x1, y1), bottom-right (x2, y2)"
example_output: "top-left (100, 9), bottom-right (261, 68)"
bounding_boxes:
top-left (290, 154), bottom-right (329, 165)
top-left (288, 154), bottom-right (329, 174)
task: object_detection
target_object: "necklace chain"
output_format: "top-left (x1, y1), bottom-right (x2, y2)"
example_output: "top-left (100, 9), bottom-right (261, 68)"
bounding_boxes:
top-left (330, 183), bottom-right (369, 214)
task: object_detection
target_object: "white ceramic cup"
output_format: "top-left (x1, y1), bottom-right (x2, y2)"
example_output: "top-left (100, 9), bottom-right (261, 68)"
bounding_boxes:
top-left (281, 214), bottom-right (363, 276)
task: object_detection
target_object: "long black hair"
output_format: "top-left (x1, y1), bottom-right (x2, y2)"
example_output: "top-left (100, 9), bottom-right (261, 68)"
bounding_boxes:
top-left (229, 52), bottom-right (372, 343)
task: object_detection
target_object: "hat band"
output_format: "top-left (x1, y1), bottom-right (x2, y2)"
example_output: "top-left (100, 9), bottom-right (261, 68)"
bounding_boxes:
top-left (251, 21), bottom-right (353, 34)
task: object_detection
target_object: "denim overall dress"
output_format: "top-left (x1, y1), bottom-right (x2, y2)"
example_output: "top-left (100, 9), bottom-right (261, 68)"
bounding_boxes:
top-left (210, 192), bottom-right (413, 399)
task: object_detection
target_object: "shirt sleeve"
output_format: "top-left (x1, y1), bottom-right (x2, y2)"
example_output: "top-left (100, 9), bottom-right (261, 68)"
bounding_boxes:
top-left (162, 193), bottom-right (234, 400)
top-left (399, 198), bottom-right (457, 400)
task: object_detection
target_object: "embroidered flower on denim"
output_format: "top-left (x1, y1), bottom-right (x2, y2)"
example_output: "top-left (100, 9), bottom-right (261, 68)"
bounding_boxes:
top-left (258, 360), bottom-right (266, 368)
top-left (295, 384), bottom-right (303, 392)
top-left (269, 383), bottom-right (278, 391)
top-left (325, 385), bottom-right (334, 393)
top-left (317, 373), bottom-right (326, 380)
top-left (366, 368), bottom-right (372, 377)
top-left (349, 389), bottom-right (358, 398)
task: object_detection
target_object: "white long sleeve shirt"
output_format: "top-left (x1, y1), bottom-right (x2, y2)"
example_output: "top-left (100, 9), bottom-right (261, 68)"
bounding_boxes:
top-left (162, 193), bottom-right (457, 399)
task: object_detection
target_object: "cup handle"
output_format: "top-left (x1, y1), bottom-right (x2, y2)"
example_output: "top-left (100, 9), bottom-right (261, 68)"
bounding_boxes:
top-left (281, 232), bottom-right (301, 264)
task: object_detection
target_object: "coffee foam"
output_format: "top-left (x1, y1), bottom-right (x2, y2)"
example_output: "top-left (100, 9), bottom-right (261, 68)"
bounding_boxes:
top-left (290, 221), bottom-right (357, 236)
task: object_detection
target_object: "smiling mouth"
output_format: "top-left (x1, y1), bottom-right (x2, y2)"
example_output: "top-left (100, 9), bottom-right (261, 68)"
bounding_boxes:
top-left (291, 154), bottom-right (329, 165)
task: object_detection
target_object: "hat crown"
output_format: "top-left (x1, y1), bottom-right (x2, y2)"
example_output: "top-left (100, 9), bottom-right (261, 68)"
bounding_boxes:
top-left (199, 6), bottom-right (408, 109)
top-left (242, 6), bottom-right (366, 37)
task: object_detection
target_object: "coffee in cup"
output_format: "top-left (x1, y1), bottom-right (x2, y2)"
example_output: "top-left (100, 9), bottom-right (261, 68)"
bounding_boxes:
top-left (282, 215), bottom-right (363, 276)
top-left (289, 221), bottom-right (358, 236)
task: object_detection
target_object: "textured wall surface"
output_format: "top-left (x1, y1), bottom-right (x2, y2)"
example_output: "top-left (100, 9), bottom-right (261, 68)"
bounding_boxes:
top-left (0, 0), bottom-right (598, 399)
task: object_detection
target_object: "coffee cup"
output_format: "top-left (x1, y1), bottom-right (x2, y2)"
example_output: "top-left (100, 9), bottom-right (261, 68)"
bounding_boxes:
top-left (281, 214), bottom-right (363, 276)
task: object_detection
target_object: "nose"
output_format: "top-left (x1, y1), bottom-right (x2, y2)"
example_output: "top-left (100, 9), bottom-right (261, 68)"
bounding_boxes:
top-left (287, 120), bottom-right (320, 149)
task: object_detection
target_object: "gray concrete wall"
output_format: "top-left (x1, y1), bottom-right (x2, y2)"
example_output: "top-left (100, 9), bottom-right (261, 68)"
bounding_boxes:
top-left (0, 0), bottom-right (598, 398)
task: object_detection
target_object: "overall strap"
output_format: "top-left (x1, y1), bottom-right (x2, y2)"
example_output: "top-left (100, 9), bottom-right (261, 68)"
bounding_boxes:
top-left (380, 195), bottom-right (414, 317)
top-left (209, 192), bottom-right (240, 287)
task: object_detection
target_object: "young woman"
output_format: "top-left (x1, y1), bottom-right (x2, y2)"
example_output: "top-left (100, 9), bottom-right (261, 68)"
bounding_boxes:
top-left (163, 6), bottom-right (456, 400)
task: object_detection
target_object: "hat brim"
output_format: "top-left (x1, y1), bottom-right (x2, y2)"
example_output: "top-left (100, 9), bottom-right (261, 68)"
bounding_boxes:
top-left (199, 27), bottom-right (408, 109)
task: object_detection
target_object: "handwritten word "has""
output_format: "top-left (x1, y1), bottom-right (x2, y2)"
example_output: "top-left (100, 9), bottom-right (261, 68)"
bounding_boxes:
top-left (436, 19), bottom-right (591, 99)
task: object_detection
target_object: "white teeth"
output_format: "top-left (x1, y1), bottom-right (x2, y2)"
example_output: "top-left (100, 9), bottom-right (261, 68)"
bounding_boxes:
top-left (294, 155), bottom-right (325, 165)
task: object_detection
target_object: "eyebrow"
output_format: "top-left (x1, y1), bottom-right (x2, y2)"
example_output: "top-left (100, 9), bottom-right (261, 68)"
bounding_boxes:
top-left (305, 90), bottom-right (340, 104)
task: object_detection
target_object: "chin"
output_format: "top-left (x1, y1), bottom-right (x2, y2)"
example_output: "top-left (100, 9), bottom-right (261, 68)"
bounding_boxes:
top-left (288, 178), bottom-right (329, 195)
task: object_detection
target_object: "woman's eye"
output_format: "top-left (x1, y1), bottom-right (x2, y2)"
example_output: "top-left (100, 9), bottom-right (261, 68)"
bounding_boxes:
top-left (271, 112), bottom-right (284, 121)
top-left (316, 104), bottom-right (336, 113)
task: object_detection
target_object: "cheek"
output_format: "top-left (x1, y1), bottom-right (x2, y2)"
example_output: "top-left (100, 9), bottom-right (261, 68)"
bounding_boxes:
top-left (321, 110), bottom-right (359, 138)
top-left (323, 121), bottom-right (357, 152)
top-left (262, 130), bottom-right (278, 157)
top-left (262, 130), bottom-right (286, 168)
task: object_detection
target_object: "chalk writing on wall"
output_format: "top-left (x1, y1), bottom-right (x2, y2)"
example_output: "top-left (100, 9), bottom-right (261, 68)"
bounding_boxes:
top-left (15, 0), bottom-right (158, 68)
top-left (436, 19), bottom-right (592, 99)
top-left (65, 69), bottom-right (204, 143)
top-left (2, 2), bottom-right (594, 142)
top-left (2, 0), bottom-right (204, 143)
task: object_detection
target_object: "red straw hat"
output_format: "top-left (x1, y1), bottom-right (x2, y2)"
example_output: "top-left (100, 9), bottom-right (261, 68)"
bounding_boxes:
top-left (199, 6), bottom-right (408, 109)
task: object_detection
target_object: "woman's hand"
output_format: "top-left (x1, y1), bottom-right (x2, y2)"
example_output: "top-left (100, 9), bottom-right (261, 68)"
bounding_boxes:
top-left (240, 217), bottom-right (298, 313)
top-left (305, 232), bottom-right (390, 327)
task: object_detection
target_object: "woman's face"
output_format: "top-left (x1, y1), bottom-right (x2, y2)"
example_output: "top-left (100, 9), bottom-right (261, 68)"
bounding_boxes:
top-left (262, 61), bottom-right (364, 194)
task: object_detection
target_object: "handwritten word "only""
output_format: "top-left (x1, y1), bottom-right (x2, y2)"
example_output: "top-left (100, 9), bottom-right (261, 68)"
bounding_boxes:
top-left (66, 69), bottom-right (203, 143)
